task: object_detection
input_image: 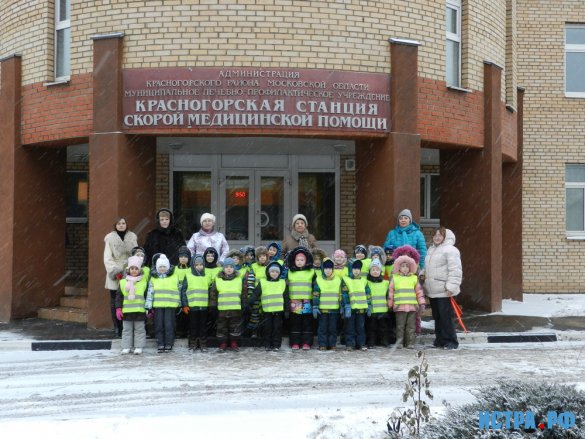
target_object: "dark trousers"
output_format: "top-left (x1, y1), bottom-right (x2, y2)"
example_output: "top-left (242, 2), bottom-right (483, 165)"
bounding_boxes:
top-left (317, 312), bottom-right (339, 348)
top-left (216, 310), bottom-right (242, 344)
top-left (344, 312), bottom-right (366, 348)
top-left (289, 313), bottom-right (313, 346)
top-left (366, 313), bottom-right (390, 346)
top-left (109, 290), bottom-right (123, 337)
top-left (154, 307), bottom-right (176, 348)
top-left (261, 312), bottom-right (283, 349)
top-left (430, 297), bottom-right (459, 348)
top-left (188, 309), bottom-right (208, 343)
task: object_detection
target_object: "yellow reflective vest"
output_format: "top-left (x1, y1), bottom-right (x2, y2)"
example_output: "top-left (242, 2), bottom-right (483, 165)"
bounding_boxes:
top-left (150, 272), bottom-right (181, 308)
top-left (184, 272), bottom-right (210, 308)
top-left (315, 276), bottom-right (342, 311)
top-left (215, 277), bottom-right (242, 311)
top-left (368, 279), bottom-right (390, 313)
top-left (251, 262), bottom-right (268, 285)
top-left (205, 266), bottom-right (222, 283)
top-left (287, 269), bottom-right (315, 300)
top-left (119, 277), bottom-right (148, 314)
top-left (392, 274), bottom-right (419, 305)
top-left (343, 276), bottom-right (369, 310)
top-left (259, 279), bottom-right (286, 312)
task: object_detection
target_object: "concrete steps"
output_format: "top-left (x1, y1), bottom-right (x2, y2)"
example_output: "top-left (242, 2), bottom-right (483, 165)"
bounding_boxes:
top-left (37, 286), bottom-right (88, 324)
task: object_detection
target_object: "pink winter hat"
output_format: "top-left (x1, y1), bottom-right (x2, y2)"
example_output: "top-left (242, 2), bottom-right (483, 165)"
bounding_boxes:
top-left (333, 249), bottom-right (347, 260)
top-left (392, 255), bottom-right (417, 274)
top-left (392, 245), bottom-right (420, 265)
top-left (127, 256), bottom-right (142, 269)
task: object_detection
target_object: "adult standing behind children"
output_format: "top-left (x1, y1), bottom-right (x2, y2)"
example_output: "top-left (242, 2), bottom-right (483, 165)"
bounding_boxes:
top-left (382, 209), bottom-right (427, 269)
top-left (104, 217), bottom-right (138, 337)
top-left (187, 213), bottom-right (230, 263)
top-left (419, 227), bottom-right (462, 349)
top-left (282, 214), bottom-right (317, 254)
top-left (143, 208), bottom-right (185, 267)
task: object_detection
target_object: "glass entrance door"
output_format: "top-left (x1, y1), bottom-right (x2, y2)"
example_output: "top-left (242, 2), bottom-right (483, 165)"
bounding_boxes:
top-left (220, 170), bottom-right (290, 249)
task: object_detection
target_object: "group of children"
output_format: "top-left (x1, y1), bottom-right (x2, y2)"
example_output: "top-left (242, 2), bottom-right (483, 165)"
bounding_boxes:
top-left (115, 242), bottom-right (426, 354)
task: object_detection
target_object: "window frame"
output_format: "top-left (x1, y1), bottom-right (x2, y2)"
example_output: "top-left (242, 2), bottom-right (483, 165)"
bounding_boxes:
top-left (420, 173), bottom-right (440, 225)
top-left (446, 0), bottom-right (462, 88)
top-left (565, 24), bottom-right (585, 98)
top-left (566, 164), bottom-right (585, 239)
top-left (55, 0), bottom-right (71, 81)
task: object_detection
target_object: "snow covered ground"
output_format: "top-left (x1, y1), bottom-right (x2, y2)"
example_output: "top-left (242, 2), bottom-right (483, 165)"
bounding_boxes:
top-left (1, 294), bottom-right (584, 438)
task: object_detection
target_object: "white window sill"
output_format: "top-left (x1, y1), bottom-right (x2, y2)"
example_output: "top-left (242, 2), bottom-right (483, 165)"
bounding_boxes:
top-left (447, 85), bottom-right (472, 93)
top-left (565, 92), bottom-right (585, 98)
top-left (566, 233), bottom-right (585, 240)
top-left (44, 77), bottom-right (70, 87)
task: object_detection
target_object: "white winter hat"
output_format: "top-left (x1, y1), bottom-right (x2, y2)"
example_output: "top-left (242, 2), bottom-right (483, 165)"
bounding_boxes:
top-left (200, 213), bottom-right (216, 225)
top-left (156, 255), bottom-right (170, 271)
top-left (291, 213), bottom-right (308, 228)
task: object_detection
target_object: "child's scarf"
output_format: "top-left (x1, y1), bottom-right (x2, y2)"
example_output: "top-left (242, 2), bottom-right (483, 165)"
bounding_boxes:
top-left (124, 274), bottom-right (144, 300)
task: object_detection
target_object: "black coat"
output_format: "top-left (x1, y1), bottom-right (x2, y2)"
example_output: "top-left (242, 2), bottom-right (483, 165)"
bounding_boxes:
top-left (143, 208), bottom-right (185, 266)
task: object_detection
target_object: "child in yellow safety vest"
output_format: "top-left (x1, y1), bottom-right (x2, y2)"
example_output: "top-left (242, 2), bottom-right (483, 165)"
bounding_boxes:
top-left (249, 261), bottom-right (289, 351)
top-left (342, 259), bottom-right (372, 351)
top-left (115, 255), bottom-right (148, 355)
top-left (352, 244), bottom-right (371, 279)
top-left (145, 254), bottom-right (188, 353)
top-left (388, 255), bottom-right (426, 349)
top-left (365, 259), bottom-right (391, 348)
top-left (175, 246), bottom-right (192, 339)
top-left (183, 254), bottom-right (211, 352)
top-left (286, 246), bottom-right (316, 350)
top-left (210, 257), bottom-right (246, 351)
top-left (244, 246), bottom-right (269, 337)
top-left (312, 258), bottom-right (342, 350)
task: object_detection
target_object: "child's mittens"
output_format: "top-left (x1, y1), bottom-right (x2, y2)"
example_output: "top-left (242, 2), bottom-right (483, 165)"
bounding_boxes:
top-left (182, 306), bottom-right (190, 315)
top-left (344, 304), bottom-right (352, 319)
top-left (312, 306), bottom-right (320, 319)
top-left (115, 308), bottom-right (123, 321)
top-left (114, 272), bottom-right (124, 281)
top-left (302, 300), bottom-right (312, 314)
top-left (146, 309), bottom-right (154, 318)
top-left (418, 304), bottom-right (426, 313)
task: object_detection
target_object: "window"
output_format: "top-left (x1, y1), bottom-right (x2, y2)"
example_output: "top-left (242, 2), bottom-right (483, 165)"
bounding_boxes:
top-left (55, 0), bottom-right (71, 79)
top-left (566, 165), bottom-right (585, 237)
top-left (566, 25), bottom-right (585, 97)
top-left (446, 0), bottom-right (461, 87)
top-left (420, 174), bottom-right (440, 222)
top-left (66, 171), bottom-right (88, 222)
top-left (298, 173), bottom-right (335, 241)
top-left (173, 171), bottom-right (212, 239)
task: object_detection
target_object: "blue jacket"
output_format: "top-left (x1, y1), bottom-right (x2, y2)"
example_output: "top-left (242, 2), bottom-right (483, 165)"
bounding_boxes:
top-left (382, 222), bottom-right (427, 268)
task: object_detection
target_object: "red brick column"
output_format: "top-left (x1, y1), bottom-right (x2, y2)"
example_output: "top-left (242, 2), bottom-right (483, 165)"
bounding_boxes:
top-left (87, 34), bottom-right (156, 328)
top-left (441, 62), bottom-right (504, 312)
top-left (0, 55), bottom-right (66, 321)
top-left (502, 87), bottom-right (524, 300)
top-left (356, 39), bottom-right (421, 245)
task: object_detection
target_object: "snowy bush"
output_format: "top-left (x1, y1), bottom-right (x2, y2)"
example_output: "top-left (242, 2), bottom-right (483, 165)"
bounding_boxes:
top-left (421, 381), bottom-right (585, 438)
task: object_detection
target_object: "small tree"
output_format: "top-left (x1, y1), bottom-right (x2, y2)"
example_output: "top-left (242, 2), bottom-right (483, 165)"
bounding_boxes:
top-left (387, 351), bottom-right (433, 437)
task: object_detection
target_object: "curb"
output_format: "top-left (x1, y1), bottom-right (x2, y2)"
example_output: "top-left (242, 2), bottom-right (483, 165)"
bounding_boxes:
top-left (3, 331), bottom-right (585, 352)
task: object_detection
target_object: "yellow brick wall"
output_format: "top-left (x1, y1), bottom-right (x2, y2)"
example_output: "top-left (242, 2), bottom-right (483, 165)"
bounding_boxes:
top-left (0, 0), bottom-right (53, 84)
top-left (1, 0), bottom-right (512, 97)
top-left (518, 1), bottom-right (585, 293)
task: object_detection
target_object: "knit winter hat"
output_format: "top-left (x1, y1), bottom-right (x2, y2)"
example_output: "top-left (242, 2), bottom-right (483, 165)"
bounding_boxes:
top-left (321, 258), bottom-right (334, 270)
top-left (291, 213), bottom-right (308, 228)
top-left (200, 212), bottom-right (216, 225)
top-left (354, 244), bottom-right (367, 256)
top-left (227, 249), bottom-right (244, 260)
top-left (351, 259), bottom-right (363, 270)
top-left (398, 209), bottom-right (412, 224)
top-left (333, 249), bottom-right (347, 260)
top-left (267, 263), bottom-right (282, 274)
top-left (369, 259), bottom-right (383, 272)
top-left (131, 246), bottom-right (146, 257)
top-left (193, 254), bottom-right (204, 265)
top-left (156, 254), bottom-right (170, 270)
top-left (127, 256), bottom-right (142, 269)
top-left (177, 246), bottom-right (191, 258)
top-left (222, 257), bottom-right (236, 268)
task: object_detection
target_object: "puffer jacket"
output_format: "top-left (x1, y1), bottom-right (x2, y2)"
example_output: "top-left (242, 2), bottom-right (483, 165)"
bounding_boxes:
top-left (382, 222), bottom-right (427, 268)
top-left (421, 229), bottom-right (462, 298)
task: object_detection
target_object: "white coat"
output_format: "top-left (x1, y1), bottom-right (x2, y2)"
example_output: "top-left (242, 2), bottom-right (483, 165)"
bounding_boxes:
top-left (421, 229), bottom-right (462, 298)
top-left (103, 231), bottom-right (138, 290)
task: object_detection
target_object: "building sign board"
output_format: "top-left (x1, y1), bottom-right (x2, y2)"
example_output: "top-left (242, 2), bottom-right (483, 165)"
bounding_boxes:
top-left (123, 67), bottom-right (390, 134)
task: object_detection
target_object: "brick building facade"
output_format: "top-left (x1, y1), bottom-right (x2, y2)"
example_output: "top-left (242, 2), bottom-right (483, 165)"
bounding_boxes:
top-left (0, 0), bottom-right (535, 328)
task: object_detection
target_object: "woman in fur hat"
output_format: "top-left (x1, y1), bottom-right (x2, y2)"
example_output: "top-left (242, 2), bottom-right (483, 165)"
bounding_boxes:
top-left (104, 217), bottom-right (138, 337)
top-left (282, 214), bottom-right (317, 254)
